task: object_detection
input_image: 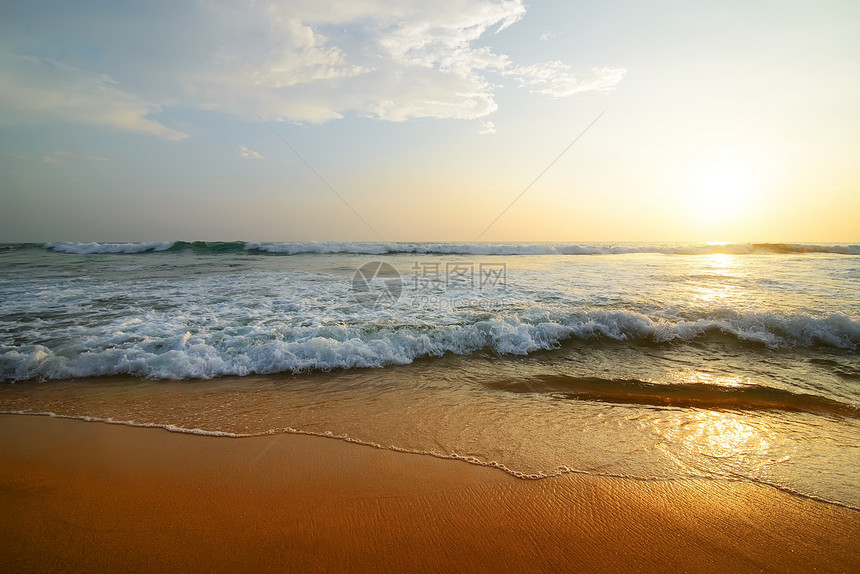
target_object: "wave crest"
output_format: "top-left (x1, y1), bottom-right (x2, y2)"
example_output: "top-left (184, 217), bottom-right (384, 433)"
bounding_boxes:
top-left (2, 310), bottom-right (857, 382)
top-left (36, 241), bottom-right (860, 256)
top-left (45, 241), bottom-right (175, 254)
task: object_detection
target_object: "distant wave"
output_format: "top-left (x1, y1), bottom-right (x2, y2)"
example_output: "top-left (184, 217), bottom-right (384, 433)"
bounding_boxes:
top-left (2, 310), bottom-right (857, 382)
top-left (45, 241), bottom-right (176, 254)
top-left (485, 375), bottom-right (859, 418)
top-left (34, 241), bottom-right (860, 256)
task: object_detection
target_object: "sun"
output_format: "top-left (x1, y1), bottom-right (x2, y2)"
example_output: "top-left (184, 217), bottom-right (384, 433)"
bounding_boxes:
top-left (687, 157), bottom-right (754, 225)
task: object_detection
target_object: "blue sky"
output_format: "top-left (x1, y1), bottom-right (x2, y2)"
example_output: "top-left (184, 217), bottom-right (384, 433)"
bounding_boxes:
top-left (1, 0), bottom-right (858, 242)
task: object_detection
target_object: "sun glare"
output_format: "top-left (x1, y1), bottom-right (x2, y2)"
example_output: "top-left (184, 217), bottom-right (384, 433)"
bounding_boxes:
top-left (688, 157), bottom-right (755, 226)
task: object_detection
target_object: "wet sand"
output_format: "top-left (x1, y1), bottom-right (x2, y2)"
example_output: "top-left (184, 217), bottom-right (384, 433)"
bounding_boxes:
top-left (0, 414), bottom-right (857, 573)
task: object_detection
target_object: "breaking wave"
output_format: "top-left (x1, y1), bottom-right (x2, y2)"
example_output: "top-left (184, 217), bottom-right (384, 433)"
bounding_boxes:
top-left (2, 310), bottom-right (857, 382)
top-left (34, 241), bottom-right (860, 256)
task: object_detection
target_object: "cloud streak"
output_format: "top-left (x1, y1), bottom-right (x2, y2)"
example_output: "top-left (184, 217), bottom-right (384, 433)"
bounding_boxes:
top-left (239, 145), bottom-right (264, 159)
top-left (479, 121), bottom-right (496, 135)
top-left (505, 64), bottom-right (626, 98)
top-left (0, 54), bottom-right (187, 140)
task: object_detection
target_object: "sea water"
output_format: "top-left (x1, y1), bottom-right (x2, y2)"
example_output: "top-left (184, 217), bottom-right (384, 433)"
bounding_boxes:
top-left (1, 241), bottom-right (858, 507)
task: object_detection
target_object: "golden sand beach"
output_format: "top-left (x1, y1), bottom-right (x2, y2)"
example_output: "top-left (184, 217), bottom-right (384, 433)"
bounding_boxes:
top-left (1, 414), bottom-right (857, 573)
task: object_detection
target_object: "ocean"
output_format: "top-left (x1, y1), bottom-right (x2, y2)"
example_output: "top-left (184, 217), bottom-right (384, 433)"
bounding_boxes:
top-left (1, 241), bottom-right (858, 507)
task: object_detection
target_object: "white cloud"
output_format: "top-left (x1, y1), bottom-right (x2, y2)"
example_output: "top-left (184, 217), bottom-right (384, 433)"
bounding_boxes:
top-left (478, 120), bottom-right (496, 135)
top-left (0, 2), bottom-right (625, 131)
top-left (505, 64), bottom-right (626, 98)
top-left (239, 145), bottom-right (264, 159)
top-left (42, 155), bottom-right (58, 165)
top-left (187, 0), bottom-right (620, 123)
top-left (0, 54), bottom-right (187, 140)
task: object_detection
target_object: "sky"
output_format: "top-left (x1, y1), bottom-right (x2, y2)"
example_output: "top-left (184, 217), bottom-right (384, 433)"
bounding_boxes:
top-left (1, 0), bottom-right (858, 243)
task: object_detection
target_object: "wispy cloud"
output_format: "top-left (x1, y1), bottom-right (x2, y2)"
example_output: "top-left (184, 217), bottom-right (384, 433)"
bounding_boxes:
top-left (239, 145), bottom-right (264, 159)
top-left (40, 151), bottom-right (109, 165)
top-left (505, 64), bottom-right (626, 98)
top-left (54, 151), bottom-right (109, 162)
top-left (478, 121), bottom-right (496, 135)
top-left (0, 54), bottom-right (188, 140)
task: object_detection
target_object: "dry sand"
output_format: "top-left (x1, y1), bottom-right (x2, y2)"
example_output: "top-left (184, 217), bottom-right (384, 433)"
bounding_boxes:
top-left (0, 414), bottom-right (857, 573)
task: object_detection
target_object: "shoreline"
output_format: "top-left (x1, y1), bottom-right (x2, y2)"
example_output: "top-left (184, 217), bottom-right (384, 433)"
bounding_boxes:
top-left (1, 413), bottom-right (858, 573)
top-left (5, 409), bottom-right (859, 511)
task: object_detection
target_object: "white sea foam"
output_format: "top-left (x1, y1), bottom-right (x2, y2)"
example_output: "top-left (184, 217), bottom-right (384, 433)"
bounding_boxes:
top-left (2, 309), bottom-right (857, 381)
top-left (244, 241), bottom-right (860, 256)
top-left (2, 240), bottom-right (856, 381)
top-left (46, 241), bottom-right (175, 254)
top-left (0, 410), bottom-right (263, 437)
top-left (35, 241), bottom-right (860, 256)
